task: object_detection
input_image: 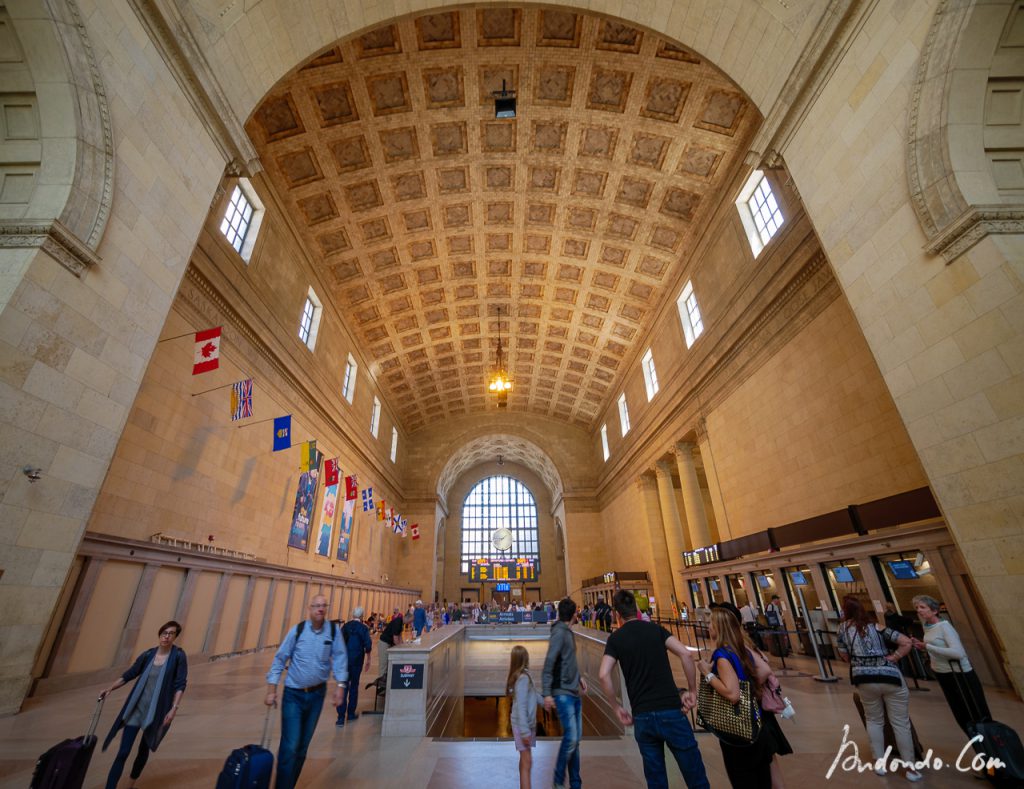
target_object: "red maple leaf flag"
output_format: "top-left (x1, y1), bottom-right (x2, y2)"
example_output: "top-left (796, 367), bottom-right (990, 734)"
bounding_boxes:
top-left (192, 327), bottom-right (221, 375)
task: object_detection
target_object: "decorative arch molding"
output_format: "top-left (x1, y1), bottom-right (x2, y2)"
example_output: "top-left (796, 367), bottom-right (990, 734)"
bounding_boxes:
top-left (907, 0), bottom-right (1024, 262)
top-left (436, 434), bottom-right (564, 505)
top-left (0, 0), bottom-right (114, 276)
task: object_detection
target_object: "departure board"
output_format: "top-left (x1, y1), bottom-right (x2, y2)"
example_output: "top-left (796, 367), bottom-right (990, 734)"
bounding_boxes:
top-left (468, 558), bottom-right (540, 581)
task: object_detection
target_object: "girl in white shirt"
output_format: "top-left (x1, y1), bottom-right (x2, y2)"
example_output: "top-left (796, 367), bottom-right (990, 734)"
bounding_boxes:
top-left (911, 594), bottom-right (991, 735)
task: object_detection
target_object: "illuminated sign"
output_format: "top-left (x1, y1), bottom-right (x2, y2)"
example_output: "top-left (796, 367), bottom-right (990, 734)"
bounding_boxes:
top-left (468, 557), bottom-right (540, 581)
top-left (495, 582), bottom-right (511, 592)
top-left (682, 544), bottom-right (720, 567)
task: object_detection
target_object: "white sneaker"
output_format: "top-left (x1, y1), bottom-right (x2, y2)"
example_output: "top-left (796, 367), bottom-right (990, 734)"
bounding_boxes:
top-left (906, 771), bottom-right (923, 782)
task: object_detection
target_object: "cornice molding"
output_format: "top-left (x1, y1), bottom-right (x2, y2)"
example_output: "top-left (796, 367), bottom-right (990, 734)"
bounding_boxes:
top-left (746, 0), bottom-right (878, 169)
top-left (924, 205), bottom-right (1024, 261)
top-left (128, 0), bottom-right (261, 175)
top-left (0, 219), bottom-right (99, 277)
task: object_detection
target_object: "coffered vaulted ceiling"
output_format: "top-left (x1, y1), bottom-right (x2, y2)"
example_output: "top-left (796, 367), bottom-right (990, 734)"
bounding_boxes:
top-left (246, 6), bottom-right (759, 433)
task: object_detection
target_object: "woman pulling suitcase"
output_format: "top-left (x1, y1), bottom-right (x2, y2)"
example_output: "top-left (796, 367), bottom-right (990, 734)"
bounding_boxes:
top-left (98, 621), bottom-right (188, 788)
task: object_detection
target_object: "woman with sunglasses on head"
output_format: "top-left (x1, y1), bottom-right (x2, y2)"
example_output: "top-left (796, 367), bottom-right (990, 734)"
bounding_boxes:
top-left (99, 620), bottom-right (188, 788)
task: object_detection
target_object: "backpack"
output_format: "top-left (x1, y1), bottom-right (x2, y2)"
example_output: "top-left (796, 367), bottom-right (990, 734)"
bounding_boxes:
top-left (288, 620), bottom-right (337, 663)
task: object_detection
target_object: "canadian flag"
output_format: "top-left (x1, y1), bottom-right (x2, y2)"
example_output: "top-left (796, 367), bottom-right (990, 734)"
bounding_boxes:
top-left (192, 327), bottom-right (221, 375)
top-left (410, 523), bottom-right (420, 540)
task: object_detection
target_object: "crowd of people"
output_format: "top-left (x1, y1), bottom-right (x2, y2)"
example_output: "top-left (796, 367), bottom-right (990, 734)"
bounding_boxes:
top-left (93, 588), bottom-right (997, 789)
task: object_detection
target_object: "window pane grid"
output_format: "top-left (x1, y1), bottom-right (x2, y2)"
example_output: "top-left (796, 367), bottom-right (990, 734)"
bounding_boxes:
top-left (747, 177), bottom-right (784, 246)
top-left (461, 476), bottom-right (540, 569)
top-left (299, 297), bottom-right (315, 344)
top-left (221, 186), bottom-right (253, 253)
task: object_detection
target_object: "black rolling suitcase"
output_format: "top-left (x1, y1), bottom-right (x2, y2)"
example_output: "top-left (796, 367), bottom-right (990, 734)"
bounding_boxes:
top-left (30, 698), bottom-right (104, 789)
top-left (216, 706), bottom-right (275, 788)
top-left (950, 659), bottom-right (1024, 787)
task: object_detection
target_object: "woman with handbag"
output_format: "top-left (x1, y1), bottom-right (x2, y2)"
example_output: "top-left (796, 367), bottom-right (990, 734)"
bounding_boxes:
top-left (695, 607), bottom-right (775, 788)
top-left (835, 595), bottom-right (922, 782)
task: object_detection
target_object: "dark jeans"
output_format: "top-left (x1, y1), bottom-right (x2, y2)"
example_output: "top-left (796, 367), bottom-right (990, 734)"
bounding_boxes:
top-left (936, 669), bottom-right (991, 736)
top-left (277, 685), bottom-right (325, 789)
top-left (337, 662), bottom-right (363, 720)
top-left (632, 708), bottom-right (710, 789)
top-left (553, 693), bottom-right (582, 789)
top-left (105, 725), bottom-right (151, 789)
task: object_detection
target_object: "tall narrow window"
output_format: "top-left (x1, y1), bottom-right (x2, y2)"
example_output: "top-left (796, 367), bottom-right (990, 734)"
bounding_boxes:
top-left (390, 427), bottom-right (398, 463)
top-left (642, 348), bottom-right (659, 401)
top-left (218, 179), bottom-right (265, 262)
top-left (370, 396), bottom-right (381, 438)
top-left (618, 393), bottom-right (631, 436)
top-left (600, 424), bottom-right (610, 461)
top-left (342, 354), bottom-right (357, 403)
top-left (460, 476), bottom-right (539, 574)
top-left (298, 287), bottom-right (322, 350)
top-left (677, 280), bottom-right (704, 348)
top-left (736, 170), bottom-right (784, 257)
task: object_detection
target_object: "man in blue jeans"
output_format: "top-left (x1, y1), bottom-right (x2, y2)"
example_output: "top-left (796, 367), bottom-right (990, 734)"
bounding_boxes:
top-left (599, 590), bottom-right (710, 789)
top-left (543, 598), bottom-right (587, 789)
top-left (265, 594), bottom-right (348, 789)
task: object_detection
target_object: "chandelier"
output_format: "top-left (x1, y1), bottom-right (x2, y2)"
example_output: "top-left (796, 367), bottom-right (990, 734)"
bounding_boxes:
top-left (488, 305), bottom-right (513, 408)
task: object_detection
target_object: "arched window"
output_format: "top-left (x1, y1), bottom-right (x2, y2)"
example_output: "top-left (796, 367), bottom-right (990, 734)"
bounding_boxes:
top-left (461, 476), bottom-right (538, 573)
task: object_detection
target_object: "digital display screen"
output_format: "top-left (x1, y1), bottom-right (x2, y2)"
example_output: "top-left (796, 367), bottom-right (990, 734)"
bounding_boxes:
top-left (709, 579), bottom-right (719, 591)
top-left (757, 575), bottom-right (771, 589)
top-left (790, 571), bottom-right (808, 585)
top-left (495, 582), bottom-right (511, 592)
top-left (468, 558), bottom-right (539, 582)
top-left (831, 566), bottom-right (855, 583)
top-left (889, 560), bottom-right (919, 580)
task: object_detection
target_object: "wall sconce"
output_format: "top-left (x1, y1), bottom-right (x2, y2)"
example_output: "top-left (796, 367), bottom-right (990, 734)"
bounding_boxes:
top-left (23, 466), bottom-right (41, 483)
top-left (493, 79), bottom-right (516, 118)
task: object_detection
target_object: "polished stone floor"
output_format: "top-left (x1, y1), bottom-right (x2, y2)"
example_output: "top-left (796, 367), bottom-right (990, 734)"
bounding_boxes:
top-left (2, 641), bottom-right (1022, 788)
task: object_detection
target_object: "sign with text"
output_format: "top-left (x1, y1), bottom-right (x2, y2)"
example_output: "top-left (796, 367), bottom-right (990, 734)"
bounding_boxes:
top-left (390, 663), bottom-right (424, 690)
top-left (468, 557), bottom-right (540, 581)
top-left (682, 544), bottom-right (720, 567)
top-left (496, 611), bottom-right (518, 623)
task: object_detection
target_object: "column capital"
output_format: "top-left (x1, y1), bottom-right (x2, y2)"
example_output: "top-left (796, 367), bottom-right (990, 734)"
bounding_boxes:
top-left (695, 417), bottom-right (709, 443)
top-left (673, 441), bottom-right (696, 460)
top-left (635, 473), bottom-right (658, 492)
top-left (654, 459), bottom-right (674, 478)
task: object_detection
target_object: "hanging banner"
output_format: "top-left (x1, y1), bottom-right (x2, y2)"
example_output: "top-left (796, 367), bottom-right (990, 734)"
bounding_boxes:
top-left (287, 454), bottom-right (321, 551)
top-left (315, 481), bottom-right (338, 557)
top-left (336, 495), bottom-right (356, 561)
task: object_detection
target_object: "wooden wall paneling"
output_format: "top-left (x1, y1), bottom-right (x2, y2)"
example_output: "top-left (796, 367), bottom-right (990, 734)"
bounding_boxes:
top-left (67, 561), bottom-right (143, 674)
top-left (279, 581), bottom-right (295, 643)
top-left (113, 563), bottom-right (160, 667)
top-left (213, 574), bottom-right (247, 655)
top-left (134, 566), bottom-right (187, 657)
top-left (174, 567), bottom-right (200, 626)
top-left (202, 572), bottom-right (233, 655)
top-left (258, 578), bottom-right (277, 650)
top-left (48, 557), bottom-right (105, 677)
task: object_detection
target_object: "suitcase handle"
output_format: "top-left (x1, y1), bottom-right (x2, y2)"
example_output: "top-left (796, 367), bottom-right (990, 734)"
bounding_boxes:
top-left (260, 705), bottom-right (274, 749)
top-left (86, 697), bottom-right (104, 739)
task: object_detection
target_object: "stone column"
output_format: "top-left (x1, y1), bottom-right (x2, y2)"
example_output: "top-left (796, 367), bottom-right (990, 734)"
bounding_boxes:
top-left (636, 473), bottom-right (674, 617)
top-left (655, 460), bottom-right (689, 607)
top-left (674, 442), bottom-right (713, 550)
top-left (696, 418), bottom-right (731, 541)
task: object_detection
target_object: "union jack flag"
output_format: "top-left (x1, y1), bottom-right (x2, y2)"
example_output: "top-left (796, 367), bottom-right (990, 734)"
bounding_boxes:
top-left (230, 378), bottom-right (253, 421)
top-left (362, 487), bottom-right (374, 512)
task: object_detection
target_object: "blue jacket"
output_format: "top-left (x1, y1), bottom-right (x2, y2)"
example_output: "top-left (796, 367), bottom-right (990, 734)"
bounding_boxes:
top-left (341, 620), bottom-right (372, 668)
top-left (413, 607), bottom-right (427, 630)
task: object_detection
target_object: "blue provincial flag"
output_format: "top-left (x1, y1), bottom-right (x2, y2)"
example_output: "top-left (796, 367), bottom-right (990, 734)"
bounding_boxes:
top-left (272, 415), bottom-right (291, 452)
top-left (362, 487), bottom-right (374, 512)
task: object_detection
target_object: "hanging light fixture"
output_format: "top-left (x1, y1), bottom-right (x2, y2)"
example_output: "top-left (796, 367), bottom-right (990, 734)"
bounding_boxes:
top-left (488, 305), bottom-right (513, 408)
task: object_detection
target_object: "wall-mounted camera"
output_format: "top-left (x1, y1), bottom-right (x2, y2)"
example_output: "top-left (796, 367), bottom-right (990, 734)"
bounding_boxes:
top-left (23, 467), bottom-right (42, 483)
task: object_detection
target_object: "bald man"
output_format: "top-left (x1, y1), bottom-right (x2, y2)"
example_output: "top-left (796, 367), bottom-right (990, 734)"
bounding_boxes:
top-left (266, 594), bottom-right (348, 789)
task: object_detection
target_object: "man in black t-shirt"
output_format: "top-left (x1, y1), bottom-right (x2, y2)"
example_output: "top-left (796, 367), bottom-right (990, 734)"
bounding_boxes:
top-left (378, 607), bottom-right (403, 676)
top-left (599, 590), bottom-right (710, 789)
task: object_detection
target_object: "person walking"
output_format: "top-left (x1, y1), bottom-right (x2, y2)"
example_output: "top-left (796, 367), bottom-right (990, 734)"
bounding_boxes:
top-left (336, 606), bottom-right (372, 726)
top-left (599, 590), bottom-right (710, 789)
top-left (508, 645), bottom-right (545, 789)
top-left (542, 598), bottom-right (587, 789)
top-left (835, 595), bottom-right (922, 782)
top-left (413, 600), bottom-right (428, 638)
top-left (265, 595), bottom-right (348, 789)
top-left (911, 594), bottom-right (991, 737)
top-left (378, 606), bottom-right (403, 677)
top-left (99, 621), bottom-right (187, 789)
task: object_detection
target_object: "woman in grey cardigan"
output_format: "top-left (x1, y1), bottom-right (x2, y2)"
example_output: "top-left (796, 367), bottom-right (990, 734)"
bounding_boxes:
top-left (507, 645), bottom-right (545, 789)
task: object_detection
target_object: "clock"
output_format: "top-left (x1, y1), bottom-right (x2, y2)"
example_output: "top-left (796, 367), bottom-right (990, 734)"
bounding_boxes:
top-left (491, 527), bottom-right (513, 552)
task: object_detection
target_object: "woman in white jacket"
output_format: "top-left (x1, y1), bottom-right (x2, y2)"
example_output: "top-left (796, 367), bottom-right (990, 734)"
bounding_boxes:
top-left (507, 645), bottom-right (545, 789)
top-left (911, 595), bottom-right (991, 734)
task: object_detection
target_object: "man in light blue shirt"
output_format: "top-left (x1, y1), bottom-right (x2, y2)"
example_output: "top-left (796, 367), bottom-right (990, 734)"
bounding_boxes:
top-left (265, 594), bottom-right (347, 789)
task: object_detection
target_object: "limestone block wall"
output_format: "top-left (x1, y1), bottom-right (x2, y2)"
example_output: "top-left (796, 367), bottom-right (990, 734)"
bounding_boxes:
top-left (782, 0), bottom-right (1024, 692)
top-left (706, 296), bottom-right (929, 533)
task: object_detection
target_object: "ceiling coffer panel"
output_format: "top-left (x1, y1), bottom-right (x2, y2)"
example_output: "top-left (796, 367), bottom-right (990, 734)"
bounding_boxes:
top-left (247, 6), bottom-right (758, 433)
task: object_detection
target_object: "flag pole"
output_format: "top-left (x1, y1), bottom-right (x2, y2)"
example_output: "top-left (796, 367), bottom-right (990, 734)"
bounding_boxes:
top-left (235, 416), bottom-right (278, 429)
top-left (193, 381), bottom-right (250, 397)
top-left (157, 331), bottom-right (198, 343)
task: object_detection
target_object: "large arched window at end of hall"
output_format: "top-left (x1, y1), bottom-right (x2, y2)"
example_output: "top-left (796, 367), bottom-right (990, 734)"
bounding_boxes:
top-left (461, 476), bottom-right (539, 574)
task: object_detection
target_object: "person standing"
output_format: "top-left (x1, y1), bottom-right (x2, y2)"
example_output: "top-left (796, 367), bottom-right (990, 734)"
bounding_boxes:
top-left (599, 590), bottom-right (710, 789)
top-left (100, 621), bottom-right (187, 789)
top-left (378, 607), bottom-right (403, 677)
top-left (911, 594), bottom-right (991, 737)
top-left (835, 595), bottom-right (921, 782)
top-left (265, 595), bottom-right (348, 789)
top-left (336, 606), bottom-right (372, 726)
top-left (542, 598), bottom-right (587, 789)
top-left (413, 600), bottom-right (427, 637)
top-left (508, 645), bottom-right (545, 789)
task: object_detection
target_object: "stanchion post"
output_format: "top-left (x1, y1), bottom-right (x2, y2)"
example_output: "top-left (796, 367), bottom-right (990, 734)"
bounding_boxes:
top-left (800, 588), bottom-right (838, 683)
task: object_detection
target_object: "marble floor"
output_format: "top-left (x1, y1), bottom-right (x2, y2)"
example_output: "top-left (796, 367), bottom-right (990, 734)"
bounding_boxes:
top-left (2, 643), bottom-right (1022, 788)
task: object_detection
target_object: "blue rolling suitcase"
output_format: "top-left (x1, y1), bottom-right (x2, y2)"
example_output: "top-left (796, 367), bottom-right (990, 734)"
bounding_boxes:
top-left (31, 698), bottom-right (104, 789)
top-left (950, 660), bottom-right (1024, 787)
top-left (215, 707), bottom-right (275, 788)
